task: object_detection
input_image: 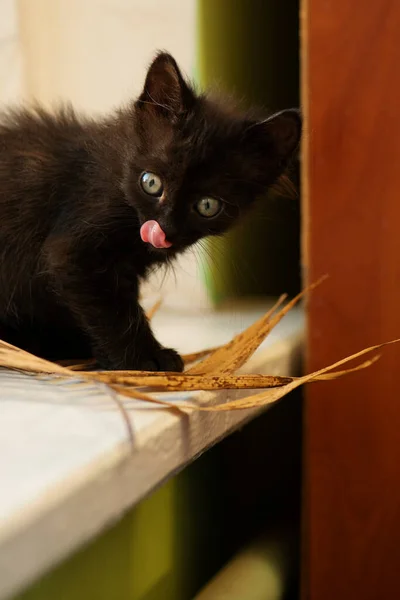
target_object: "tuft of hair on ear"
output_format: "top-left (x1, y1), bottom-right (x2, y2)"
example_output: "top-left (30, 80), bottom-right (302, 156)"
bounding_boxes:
top-left (136, 51), bottom-right (195, 120)
top-left (270, 172), bottom-right (298, 199)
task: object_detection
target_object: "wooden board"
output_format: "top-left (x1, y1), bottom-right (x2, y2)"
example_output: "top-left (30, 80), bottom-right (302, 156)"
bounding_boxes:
top-left (302, 1), bottom-right (400, 598)
top-left (0, 302), bottom-right (303, 600)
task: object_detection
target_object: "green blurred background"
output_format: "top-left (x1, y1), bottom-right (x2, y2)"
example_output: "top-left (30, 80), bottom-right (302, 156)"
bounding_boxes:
top-left (198, 0), bottom-right (300, 302)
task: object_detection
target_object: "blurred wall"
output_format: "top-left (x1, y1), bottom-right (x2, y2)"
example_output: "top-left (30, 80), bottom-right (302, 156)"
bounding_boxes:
top-left (0, 0), bottom-right (25, 103)
top-left (17, 0), bottom-right (196, 112)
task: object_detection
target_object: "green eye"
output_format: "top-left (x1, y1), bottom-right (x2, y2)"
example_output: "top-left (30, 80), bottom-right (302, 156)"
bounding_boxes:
top-left (195, 197), bottom-right (222, 218)
top-left (140, 172), bottom-right (163, 197)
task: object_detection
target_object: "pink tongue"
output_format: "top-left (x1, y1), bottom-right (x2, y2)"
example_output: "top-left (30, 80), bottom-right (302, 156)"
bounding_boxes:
top-left (140, 220), bottom-right (172, 249)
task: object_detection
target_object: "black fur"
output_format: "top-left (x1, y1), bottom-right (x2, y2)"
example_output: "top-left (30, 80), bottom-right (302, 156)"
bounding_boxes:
top-left (0, 52), bottom-right (301, 371)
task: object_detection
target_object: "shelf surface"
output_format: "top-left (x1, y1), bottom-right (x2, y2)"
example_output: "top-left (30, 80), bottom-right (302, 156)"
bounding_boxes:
top-left (0, 301), bottom-right (304, 600)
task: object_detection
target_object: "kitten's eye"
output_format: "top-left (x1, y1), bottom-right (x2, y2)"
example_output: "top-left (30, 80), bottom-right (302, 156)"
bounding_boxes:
top-left (140, 172), bottom-right (163, 197)
top-left (195, 197), bottom-right (222, 218)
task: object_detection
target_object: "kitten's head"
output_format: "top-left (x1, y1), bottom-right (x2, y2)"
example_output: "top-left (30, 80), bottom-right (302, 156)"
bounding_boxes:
top-left (123, 52), bottom-right (301, 254)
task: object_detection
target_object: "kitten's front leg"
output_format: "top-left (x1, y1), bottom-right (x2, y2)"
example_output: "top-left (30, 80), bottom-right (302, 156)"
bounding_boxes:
top-left (44, 239), bottom-right (183, 371)
top-left (92, 301), bottom-right (184, 372)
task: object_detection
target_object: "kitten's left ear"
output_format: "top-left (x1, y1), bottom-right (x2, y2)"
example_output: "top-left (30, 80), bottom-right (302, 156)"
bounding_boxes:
top-left (246, 109), bottom-right (302, 162)
top-left (136, 52), bottom-right (195, 120)
top-left (261, 109), bottom-right (302, 159)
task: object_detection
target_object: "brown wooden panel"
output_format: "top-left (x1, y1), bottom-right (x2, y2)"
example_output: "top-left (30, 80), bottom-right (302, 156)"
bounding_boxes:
top-left (302, 1), bottom-right (400, 598)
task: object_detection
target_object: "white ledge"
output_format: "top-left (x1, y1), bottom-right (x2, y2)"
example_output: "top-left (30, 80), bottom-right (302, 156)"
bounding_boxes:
top-left (0, 301), bottom-right (304, 600)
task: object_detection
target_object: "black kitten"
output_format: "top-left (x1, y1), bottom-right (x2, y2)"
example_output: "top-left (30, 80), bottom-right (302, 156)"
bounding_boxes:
top-left (0, 52), bottom-right (301, 371)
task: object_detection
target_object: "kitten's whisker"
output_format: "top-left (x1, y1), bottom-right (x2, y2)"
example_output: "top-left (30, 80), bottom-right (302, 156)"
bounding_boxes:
top-left (199, 237), bottom-right (261, 296)
top-left (194, 241), bottom-right (232, 295)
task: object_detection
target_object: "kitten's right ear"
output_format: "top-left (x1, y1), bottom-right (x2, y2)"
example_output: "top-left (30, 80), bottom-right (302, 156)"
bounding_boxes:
top-left (136, 52), bottom-right (195, 121)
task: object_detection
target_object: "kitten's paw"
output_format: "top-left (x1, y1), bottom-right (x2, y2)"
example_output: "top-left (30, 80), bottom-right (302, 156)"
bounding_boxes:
top-left (139, 347), bottom-right (184, 372)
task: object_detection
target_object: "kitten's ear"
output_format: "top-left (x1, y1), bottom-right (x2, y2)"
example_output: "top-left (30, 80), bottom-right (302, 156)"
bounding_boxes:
top-left (136, 52), bottom-right (195, 120)
top-left (262, 109), bottom-right (302, 158)
top-left (248, 109), bottom-right (302, 160)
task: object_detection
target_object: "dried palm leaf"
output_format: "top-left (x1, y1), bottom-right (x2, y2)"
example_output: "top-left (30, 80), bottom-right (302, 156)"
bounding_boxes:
top-left (145, 297), bottom-right (162, 320)
top-left (84, 371), bottom-right (293, 391)
top-left (188, 276), bottom-right (326, 375)
top-left (0, 279), bottom-right (396, 427)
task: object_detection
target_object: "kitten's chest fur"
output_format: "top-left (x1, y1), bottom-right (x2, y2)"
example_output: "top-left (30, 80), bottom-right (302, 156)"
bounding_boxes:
top-left (1, 230), bottom-right (157, 323)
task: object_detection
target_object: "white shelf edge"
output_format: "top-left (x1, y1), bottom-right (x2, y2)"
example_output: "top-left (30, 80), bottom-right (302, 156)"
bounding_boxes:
top-left (0, 313), bottom-right (303, 600)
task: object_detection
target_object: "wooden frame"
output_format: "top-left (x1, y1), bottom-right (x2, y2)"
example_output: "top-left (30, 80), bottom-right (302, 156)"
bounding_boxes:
top-left (302, 1), bottom-right (400, 598)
